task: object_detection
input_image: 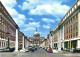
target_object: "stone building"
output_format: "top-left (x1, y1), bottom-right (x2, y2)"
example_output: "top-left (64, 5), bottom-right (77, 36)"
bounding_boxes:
top-left (28, 29), bottom-right (44, 46)
top-left (0, 1), bottom-right (24, 50)
top-left (49, 0), bottom-right (80, 51)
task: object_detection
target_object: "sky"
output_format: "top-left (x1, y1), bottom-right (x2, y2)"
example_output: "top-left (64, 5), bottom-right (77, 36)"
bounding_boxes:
top-left (0, 0), bottom-right (76, 38)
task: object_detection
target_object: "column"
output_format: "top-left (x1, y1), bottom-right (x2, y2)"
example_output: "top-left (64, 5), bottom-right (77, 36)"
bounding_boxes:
top-left (5, 41), bottom-right (6, 48)
top-left (77, 40), bottom-right (80, 48)
top-left (62, 26), bottom-right (64, 49)
top-left (50, 34), bottom-right (53, 48)
top-left (22, 36), bottom-right (25, 50)
top-left (68, 41), bottom-right (69, 49)
top-left (52, 34), bottom-right (54, 49)
top-left (78, 12), bottom-right (80, 36)
top-left (14, 27), bottom-right (18, 52)
top-left (48, 39), bottom-right (49, 47)
top-left (58, 29), bottom-right (61, 51)
top-left (70, 41), bottom-right (71, 49)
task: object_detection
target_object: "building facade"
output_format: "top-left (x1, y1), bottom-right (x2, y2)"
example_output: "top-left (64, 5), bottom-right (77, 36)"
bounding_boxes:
top-left (49, 0), bottom-right (80, 51)
top-left (0, 1), bottom-right (24, 49)
top-left (28, 29), bottom-right (45, 46)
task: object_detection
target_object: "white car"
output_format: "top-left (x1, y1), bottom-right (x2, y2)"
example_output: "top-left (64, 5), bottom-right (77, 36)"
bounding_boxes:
top-left (20, 49), bottom-right (26, 52)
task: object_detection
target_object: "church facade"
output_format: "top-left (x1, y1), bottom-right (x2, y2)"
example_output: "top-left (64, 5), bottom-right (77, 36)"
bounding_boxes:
top-left (28, 29), bottom-right (44, 46)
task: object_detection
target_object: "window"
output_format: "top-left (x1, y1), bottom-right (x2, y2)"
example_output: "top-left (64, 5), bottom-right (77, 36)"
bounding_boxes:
top-left (0, 15), bottom-right (1, 20)
top-left (67, 36), bottom-right (68, 39)
top-left (71, 25), bottom-right (72, 33)
top-left (69, 26), bottom-right (70, 33)
top-left (6, 42), bottom-right (7, 47)
top-left (74, 16), bottom-right (75, 20)
top-left (73, 33), bottom-right (75, 37)
top-left (2, 33), bottom-right (3, 38)
top-left (4, 25), bottom-right (5, 32)
top-left (2, 42), bottom-right (3, 47)
top-left (71, 18), bottom-right (72, 23)
top-left (4, 34), bottom-right (5, 39)
top-left (69, 20), bottom-right (70, 24)
top-left (0, 42), bottom-right (1, 47)
top-left (0, 32), bottom-right (1, 38)
top-left (76, 32), bottom-right (78, 37)
top-left (69, 35), bottom-right (70, 38)
top-left (73, 23), bottom-right (75, 32)
top-left (0, 23), bottom-right (1, 29)
top-left (0, 4), bottom-right (1, 8)
top-left (4, 42), bottom-right (5, 47)
top-left (2, 23), bottom-right (3, 31)
top-left (71, 34), bottom-right (72, 38)
top-left (76, 14), bottom-right (78, 20)
top-left (66, 28), bottom-right (68, 33)
top-left (76, 22), bottom-right (78, 31)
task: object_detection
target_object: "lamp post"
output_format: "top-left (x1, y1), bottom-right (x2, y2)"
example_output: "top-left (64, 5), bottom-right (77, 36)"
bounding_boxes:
top-left (51, 33), bottom-right (53, 49)
top-left (7, 32), bottom-right (10, 49)
top-left (33, 38), bottom-right (34, 46)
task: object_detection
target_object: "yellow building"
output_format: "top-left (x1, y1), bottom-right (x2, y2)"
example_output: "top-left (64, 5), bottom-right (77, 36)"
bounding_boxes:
top-left (49, 0), bottom-right (80, 51)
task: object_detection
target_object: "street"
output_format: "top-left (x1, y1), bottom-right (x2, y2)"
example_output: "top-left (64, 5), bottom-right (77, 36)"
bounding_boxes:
top-left (0, 48), bottom-right (80, 57)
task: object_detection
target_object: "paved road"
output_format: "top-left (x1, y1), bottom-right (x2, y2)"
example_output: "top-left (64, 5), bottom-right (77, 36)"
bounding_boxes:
top-left (0, 48), bottom-right (80, 57)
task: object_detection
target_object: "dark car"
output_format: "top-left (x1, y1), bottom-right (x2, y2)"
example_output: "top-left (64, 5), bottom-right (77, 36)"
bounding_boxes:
top-left (31, 47), bottom-right (35, 52)
top-left (35, 48), bottom-right (37, 51)
top-left (9, 48), bottom-right (15, 52)
top-left (73, 48), bottom-right (80, 53)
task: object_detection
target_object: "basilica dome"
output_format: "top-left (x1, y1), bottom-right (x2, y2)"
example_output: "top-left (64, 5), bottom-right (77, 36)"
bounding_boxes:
top-left (34, 29), bottom-right (40, 37)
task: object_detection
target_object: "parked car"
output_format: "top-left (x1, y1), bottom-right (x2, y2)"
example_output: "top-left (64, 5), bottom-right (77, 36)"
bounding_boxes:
top-left (73, 48), bottom-right (80, 53)
top-left (35, 48), bottom-right (37, 50)
top-left (28, 46), bottom-right (32, 51)
top-left (0, 49), bottom-right (6, 52)
top-left (9, 48), bottom-right (15, 52)
top-left (25, 47), bottom-right (29, 52)
top-left (20, 49), bottom-right (25, 52)
top-left (31, 48), bottom-right (35, 52)
top-left (47, 48), bottom-right (53, 53)
top-left (47, 47), bottom-right (49, 52)
top-left (45, 47), bottom-right (49, 51)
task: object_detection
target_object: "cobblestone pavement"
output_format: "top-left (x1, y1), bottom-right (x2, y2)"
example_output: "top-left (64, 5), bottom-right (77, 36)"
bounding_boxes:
top-left (0, 48), bottom-right (80, 57)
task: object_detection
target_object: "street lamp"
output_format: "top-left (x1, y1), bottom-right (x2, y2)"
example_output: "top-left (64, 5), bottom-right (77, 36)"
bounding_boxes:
top-left (7, 32), bottom-right (10, 49)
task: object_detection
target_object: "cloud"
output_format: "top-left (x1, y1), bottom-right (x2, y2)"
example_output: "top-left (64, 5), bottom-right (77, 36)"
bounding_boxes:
top-left (0, 0), bottom-right (27, 27)
top-left (0, 0), bottom-right (17, 8)
top-left (18, 5), bottom-right (21, 8)
top-left (56, 19), bottom-right (60, 21)
top-left (23, 22), bottom-right (40, 34)
top-left (14, 14), bottom-right (26, 26)
top-left (19, 0), bottom-right (70, 17)
top-left (20, 0), bottom-right (69, 10)
top-left (29, 4), bottom-right (70, 17)
top-left (24, 27), bottom-right (35, 31)
top-left (42, 18), bottom-right (55, 23)
top-left (23, 22), bottom-right (40, 36)
top-left (26, 22), bottom-right (40, 28)
top-left (29, 18), bottom-right (34, 21)
top-left (43, 25), bottom-right (50, 29)
top-left (29, 5), bottom-right (53, 15)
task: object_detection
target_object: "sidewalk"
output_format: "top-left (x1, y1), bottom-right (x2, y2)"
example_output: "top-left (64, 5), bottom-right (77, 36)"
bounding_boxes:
top-left (0, 52), bottom-right (20, 57)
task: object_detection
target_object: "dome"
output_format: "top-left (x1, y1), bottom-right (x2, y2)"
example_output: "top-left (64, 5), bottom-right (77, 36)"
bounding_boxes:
top-left (34, 29), bottom-right (40, 37)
